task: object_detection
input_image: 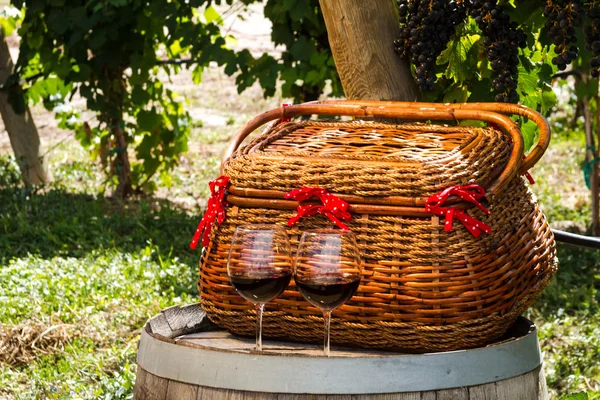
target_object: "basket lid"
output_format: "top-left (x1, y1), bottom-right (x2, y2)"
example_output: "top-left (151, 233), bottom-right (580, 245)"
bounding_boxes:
top-left (224, 119), bottom-right (512, 200)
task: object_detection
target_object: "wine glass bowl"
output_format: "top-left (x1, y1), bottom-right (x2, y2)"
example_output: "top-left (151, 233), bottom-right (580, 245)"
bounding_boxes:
top-left (227, 225), bottom-right (293, 351)
top-left (294, 229), bottom-right (362, 356)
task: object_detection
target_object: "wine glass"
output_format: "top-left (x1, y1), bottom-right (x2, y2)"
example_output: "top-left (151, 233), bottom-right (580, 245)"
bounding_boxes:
top-left (227, 225), bottom-right (292, 351)
top-left (294, 230), bottom-right (361, 357)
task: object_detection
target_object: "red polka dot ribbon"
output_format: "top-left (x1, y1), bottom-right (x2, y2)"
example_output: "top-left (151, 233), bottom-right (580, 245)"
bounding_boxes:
top-left (190, 176), bottom-right (230, 249)
top-left (425, 184), bottom-right (492, 238)
top-left (280, 103), bottom-right (291, 123)
top-left (522, 156), bottom-right (535, 184)
top-left (285, 187), bottom-right (351, 230)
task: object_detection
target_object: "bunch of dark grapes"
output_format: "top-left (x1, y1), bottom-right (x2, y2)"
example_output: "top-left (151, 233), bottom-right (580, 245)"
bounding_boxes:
top-left (543, 0), bottom-right (582, 71)
top-left (584, 5), bottom-right (600, 77)
top-left (468, 0), bottom-right (527, 102)
top-left (394, 0), bottom-right (466, 91)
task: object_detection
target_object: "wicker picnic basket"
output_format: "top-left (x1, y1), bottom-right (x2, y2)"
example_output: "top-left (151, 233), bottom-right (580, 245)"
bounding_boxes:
top-left (195, 100), bottom-right (557, 352)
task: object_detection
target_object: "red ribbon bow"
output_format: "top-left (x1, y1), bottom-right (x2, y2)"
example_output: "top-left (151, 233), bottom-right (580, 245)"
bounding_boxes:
top-left (285, 187), bottom-right (352, 230)
top-left (425, 184), bottom-right (492, 238)
top-left (190, 176), bottom-right (230, 249)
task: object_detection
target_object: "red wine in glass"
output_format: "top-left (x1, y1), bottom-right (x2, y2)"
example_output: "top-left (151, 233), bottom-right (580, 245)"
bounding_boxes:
top-left (230, 270), bottom-right (293, 304)
top-left (227, 225), bottom-right (292, 352)
top-left (295, 274), bottom-right (360, 311)
top-left (294, 230), bottom-right (362, 357)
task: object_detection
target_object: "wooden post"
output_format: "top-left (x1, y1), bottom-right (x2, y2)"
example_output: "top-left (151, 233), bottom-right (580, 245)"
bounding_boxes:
top-left (582, 95), bottom-right (599, 234)
top-left (0, 31), bottom-right (50, 185)
top-left (591, 158), bottom-right (599, 236)
top-left (318, 0), bottom-right (419, 101)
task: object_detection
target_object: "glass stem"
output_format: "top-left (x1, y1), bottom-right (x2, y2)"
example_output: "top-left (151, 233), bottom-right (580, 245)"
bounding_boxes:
top-left (255, 303), bottom-right (265, 352)
top-left (323, 311), bottom-right (331, 357)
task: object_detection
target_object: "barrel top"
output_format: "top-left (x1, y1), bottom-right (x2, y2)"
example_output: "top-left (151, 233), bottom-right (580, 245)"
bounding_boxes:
top-left (177, 330), bottom-right (411, 357)
top-left (136, 304), bottom-right (543, 394)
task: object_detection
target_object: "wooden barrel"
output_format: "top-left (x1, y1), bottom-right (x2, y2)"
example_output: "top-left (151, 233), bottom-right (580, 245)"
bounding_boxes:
top-left (134, 304), bottom-right (548, 400)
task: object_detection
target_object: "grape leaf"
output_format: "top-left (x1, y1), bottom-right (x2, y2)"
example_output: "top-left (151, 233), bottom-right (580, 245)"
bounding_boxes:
top-left (518, 65), bottom-right (557, 115)
top-left (443, 84), bottom-right (469, 103)
top-left (517, 65), bottom-right (538, 94)
top-left (137, 109), bottom-right (161, 132)
top-left (204, 6), bottom-right (222, 25)
top-left (521, 119), bottom-right (538, 152)
top-left (438, 34), bottom-right (481, 84)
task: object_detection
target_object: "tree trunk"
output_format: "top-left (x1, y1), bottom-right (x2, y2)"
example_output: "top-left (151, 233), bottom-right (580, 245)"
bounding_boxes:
top-left (0, 32), bottom-right (50, 185)
top-left (112, 118), bottom-right (133, 199)
top-left (318, 0), bottom-right (419, 101)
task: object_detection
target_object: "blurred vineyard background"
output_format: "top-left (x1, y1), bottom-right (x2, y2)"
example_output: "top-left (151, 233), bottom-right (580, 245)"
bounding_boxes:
top-left (0, 1), bottom-right (598, 399)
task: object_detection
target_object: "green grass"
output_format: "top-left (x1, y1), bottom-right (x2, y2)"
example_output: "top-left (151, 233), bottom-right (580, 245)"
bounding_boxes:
top-left (0, 248), bottom-right (193, 398)
top-left (530, 244), bottom-right (600, 398)
top-left (0, 113), bottom-right (599, 399)
top-left (0, 153), bottom-right (201, 399)
top-left (528, 122), bottom-right (600, 399)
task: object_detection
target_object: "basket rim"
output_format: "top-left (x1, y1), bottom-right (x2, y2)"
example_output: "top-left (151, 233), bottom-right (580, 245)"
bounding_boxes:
top-left (225, 185), bottom-right (488, 214)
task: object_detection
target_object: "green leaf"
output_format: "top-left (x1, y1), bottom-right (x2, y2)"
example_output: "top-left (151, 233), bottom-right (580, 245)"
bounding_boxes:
top-left (521, 119), bottom-right (538, 153)
top-left (304, 70), bottom-right (322, 86)
top-left (282, 0), bottom-right (296, 12)
top-left (192, 65), bottom-right (205, 84)
top-left (89, 32), bottom-right (107, 50)
top-left (70, 7), bottom-right (88, 30)
top-left (289, 36), bottom-right (312, 62)
top-left (438, 33), bottom-right (481, 84)
top-left (204, 6), bottom-right (222, 25)
top-left (224, 35), bottom-right (238, 48)
top-left (505, 1), bottom-right (545, 33)
top-left (468, 79), bottom-right (492, 102)
top-left (73, 64), bottom-right (92, 81)
top-left (131, 86), bottom-right (150, 106)
top-left (530, 50), bottom-right (544, 63)
top-left (540, 88), bottom-right (557, 114)
top-left (137, 109), bottom-right (161, 132)
top-left (55, 57), bottom-right (72, 80)
top-left (517, 64), bottom-right (557, 115)
top-left (0, 15), bottom-right (18, 36)
top-left (517, 65), bottom-right (538, 94)
top-left (443, 84), bottom-right (469, 103)
top-left (46, 9), bottom-right (69, 35)
top-left (522, 85), bottom-right (557, 115)
top-left (309, 51), bottom-right (328, 67)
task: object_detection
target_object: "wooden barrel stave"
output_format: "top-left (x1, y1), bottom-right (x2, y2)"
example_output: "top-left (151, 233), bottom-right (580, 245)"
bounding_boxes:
top-left (135, 366), bottom-right (547, 400)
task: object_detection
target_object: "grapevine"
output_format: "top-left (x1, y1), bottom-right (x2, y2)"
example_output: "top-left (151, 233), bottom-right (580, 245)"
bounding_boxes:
top-left (584, 4), bottom-right (600, 77)
top-left (543, 0), bottom-right (583, 71)
top-left (469, 0), bottom-right (527, 103)
top-left (8, 0), bottom-right (341, 197)
top-left (394, 0), bottom-right (466, 91)
top-left (395, 0), bottom-right (529, 102)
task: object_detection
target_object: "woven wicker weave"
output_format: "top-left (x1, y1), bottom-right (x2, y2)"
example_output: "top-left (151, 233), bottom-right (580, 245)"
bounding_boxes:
top-left (198, 101), bottom-right (557, 352)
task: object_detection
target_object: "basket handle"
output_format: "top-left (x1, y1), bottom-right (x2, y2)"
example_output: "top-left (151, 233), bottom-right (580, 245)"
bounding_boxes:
top-left (222, 101), bottom-right (530, 199)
